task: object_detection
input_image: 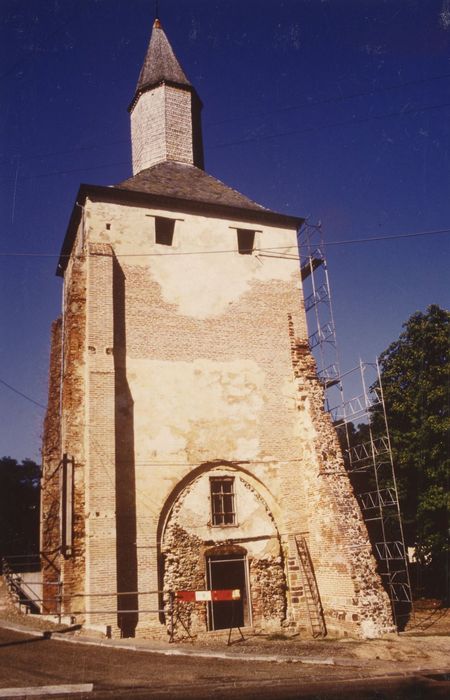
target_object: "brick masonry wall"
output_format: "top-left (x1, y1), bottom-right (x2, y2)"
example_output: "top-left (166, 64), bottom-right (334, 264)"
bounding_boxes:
top-left (84, 243), bottom-right (119, 628)
top-left (43, 197), bottom-right (394, 638)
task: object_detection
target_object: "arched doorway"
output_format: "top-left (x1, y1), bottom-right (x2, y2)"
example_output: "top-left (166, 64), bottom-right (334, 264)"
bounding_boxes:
top-left (158, 464), bottom-right (286, 634)
top-left (205, 545), bottom-right (251, 630)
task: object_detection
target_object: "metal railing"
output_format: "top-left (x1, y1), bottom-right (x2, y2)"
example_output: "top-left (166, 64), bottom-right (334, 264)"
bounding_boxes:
top-left (1, 566), bottom-right (245, 642)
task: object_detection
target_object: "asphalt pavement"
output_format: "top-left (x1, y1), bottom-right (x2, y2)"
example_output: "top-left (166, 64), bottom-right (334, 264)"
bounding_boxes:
top-left (0, 618), bottom-right (449, 699)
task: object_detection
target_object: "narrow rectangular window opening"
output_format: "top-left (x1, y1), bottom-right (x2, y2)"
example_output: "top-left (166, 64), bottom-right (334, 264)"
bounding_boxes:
top-left (210, 477), bottom-right (236, 526)
top-left (155, 216), bottom-right (175, 246)
top-left (237, 229), bottom-right (255, 255)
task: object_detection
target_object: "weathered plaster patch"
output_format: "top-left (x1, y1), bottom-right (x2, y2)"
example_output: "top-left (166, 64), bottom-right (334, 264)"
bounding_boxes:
top-left (86, 201), bottom-right (300, 318)
top-left (128, 358), bottom-right (266, 462)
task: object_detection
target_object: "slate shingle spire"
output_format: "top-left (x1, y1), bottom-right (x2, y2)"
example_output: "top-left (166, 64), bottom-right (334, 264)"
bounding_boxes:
top-left (129, 18), bottom-right (204, 174)
top-left (133, 18), bottom-right (191, 95)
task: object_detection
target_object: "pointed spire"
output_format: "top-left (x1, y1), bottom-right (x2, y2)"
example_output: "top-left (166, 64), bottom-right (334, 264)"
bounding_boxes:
top-left (129, 18), bottom-right (204, 173)
top-left (132, 18), bottom-right (191, 106)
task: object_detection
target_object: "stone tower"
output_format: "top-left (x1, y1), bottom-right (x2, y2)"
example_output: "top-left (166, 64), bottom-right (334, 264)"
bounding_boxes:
top-left (41, 18), bottom-right (394, 639)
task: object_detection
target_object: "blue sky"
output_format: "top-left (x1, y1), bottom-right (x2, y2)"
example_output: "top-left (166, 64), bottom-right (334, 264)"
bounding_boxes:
top-left (1, 0), bottom-right (449, 462)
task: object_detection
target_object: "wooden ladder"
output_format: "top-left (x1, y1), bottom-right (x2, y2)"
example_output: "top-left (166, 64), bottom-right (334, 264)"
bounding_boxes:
top-left (290, 535), bottom-right (327, 638)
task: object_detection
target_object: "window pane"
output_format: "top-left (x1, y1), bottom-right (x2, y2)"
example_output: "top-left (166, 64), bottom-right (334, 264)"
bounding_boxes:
top-left (210, 477), bottom-right (236, 525)
top-left (212, 494), bottom-right (222, 512)
top-left (223, 494), bottom-right (234, 513)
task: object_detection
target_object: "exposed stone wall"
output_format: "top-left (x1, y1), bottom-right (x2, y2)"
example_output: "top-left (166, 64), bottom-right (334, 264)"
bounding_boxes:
top-left (159, 468), bottom-right (287, 635)
top-left (41, 244), bottom-right (89, 616)
top-left (162, 523), bottom-right (207, 636)
top-left (249, 556), bottom-right (286, 628)
top-left (287, 316), bottom-right (395, 637)
top-left (41, 318), bottom-right (62, 612)
top-left (43, 194), bottom-right (395, 639)
top-left (59, 250), bottom-right (88, 614)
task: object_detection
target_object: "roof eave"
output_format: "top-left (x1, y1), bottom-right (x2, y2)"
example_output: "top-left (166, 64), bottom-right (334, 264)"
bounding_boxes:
top-left (56, 183), bottom-right (303, 277)
top-left (128, 80), bottom-right (201, 113)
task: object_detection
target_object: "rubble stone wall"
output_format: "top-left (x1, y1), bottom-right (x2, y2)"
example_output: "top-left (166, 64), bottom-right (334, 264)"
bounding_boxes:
top-left (42, 195), bottom-right (394, 638)
top-left (160, 467), bottom-right (286, 635)
top-left (41, 318), bottom-right (62, 612)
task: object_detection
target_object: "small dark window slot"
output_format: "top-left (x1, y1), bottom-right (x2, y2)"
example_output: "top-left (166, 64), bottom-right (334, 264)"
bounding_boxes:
top-left (237, 229), bottom-right (255, 255)
top-left (155, 217), bottom-right (175, 246)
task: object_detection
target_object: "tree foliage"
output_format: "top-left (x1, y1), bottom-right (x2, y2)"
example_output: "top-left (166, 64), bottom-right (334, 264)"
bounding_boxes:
top-left (0, 457), bottom-right (40, 562)
top-left (376, 305), bottom-right (449, 598)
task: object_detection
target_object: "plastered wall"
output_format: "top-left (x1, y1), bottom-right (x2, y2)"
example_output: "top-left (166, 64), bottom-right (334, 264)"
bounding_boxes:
top-left (41, 193), bottom-right (395, 638)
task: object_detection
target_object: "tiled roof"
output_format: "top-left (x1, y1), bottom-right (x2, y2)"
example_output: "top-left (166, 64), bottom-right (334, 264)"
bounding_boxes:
top-left (115, 161), bottom-right (269, 213)
top-left (133, 19), bottom-right (191, 102)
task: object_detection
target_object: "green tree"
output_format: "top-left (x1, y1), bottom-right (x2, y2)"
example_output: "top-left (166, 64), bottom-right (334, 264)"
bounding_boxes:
top-left (0, 457), bottom-right (41, 565)
top-left (376, 305), bottom-right (450, 599)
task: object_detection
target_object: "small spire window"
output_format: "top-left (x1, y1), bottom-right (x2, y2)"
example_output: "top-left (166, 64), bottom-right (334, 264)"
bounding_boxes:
top-left (237, 229), bottom-right (255, 255)
top-left (155, 216), bottom-right (175, 246)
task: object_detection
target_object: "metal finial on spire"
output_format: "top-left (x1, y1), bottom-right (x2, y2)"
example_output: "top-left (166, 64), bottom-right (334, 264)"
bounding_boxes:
top-left (154, 0), bottom-right (161, 28)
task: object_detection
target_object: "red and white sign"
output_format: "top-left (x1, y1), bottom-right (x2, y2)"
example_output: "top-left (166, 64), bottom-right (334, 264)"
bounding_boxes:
top-left (176, 589), bottom-right (241, 602)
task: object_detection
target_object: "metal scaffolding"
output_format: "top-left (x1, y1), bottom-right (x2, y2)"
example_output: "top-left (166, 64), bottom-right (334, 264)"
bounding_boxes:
top-left (298, 222), bottom-right (413, 629)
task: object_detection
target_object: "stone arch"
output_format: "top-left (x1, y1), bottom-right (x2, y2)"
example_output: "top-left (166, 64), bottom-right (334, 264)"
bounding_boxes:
top-left (157, 461), bottom-right (283, 547)
top-left (156, 462), bottom-right (288, 633)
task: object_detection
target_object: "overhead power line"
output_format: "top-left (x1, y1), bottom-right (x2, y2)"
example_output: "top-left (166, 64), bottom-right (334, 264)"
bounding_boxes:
top-left (0, 377), bottom-right (46, 409)
top-left (322, 227), bottom-right (450, 246)
top-left (2, 71), bottom-right (450, 166)
top-left (1, 99), bottom-right (450, 183)
top-left (0, 227), bottom-right (449, 260)
top-left (210, 71), bottom-right (450, 127)
top-left (214, 100), bottom-right (450, 150)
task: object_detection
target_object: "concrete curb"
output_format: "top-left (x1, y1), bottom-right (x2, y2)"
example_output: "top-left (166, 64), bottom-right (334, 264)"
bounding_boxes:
top-left (0, 619), bottom-right (338, 665)
top-left (0, 618), bottom-right (358, 666)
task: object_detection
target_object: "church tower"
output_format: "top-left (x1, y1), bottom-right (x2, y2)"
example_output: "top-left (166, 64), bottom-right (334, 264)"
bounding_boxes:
top-left (41, 17), bottom-right (394, 640)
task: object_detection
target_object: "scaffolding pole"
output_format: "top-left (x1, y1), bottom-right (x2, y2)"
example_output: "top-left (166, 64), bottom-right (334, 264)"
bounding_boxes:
top-left (300, 221), bottom-right (413, 628)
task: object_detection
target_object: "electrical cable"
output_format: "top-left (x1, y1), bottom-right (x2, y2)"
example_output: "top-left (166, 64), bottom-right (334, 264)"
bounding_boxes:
top-left (210, 71), bottom-right (450, 127)
top-left (213, 100), bottom-right (450, 150)
top-left (1, 99), bottom-right (450, 182)
top-left (2, 71), bottom-right (450, 165)
top-left (0, 226), bottom-right (449, 259)
top-left (0, 377), bottom-right (46, 409)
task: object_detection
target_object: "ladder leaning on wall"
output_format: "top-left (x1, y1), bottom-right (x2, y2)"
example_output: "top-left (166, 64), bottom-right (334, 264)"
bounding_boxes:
top-left (289, 534), bottom-right (327, 638)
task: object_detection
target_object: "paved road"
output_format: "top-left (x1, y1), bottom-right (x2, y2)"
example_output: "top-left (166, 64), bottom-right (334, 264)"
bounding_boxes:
top-left (0, 627), bottom-right (448, 699)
